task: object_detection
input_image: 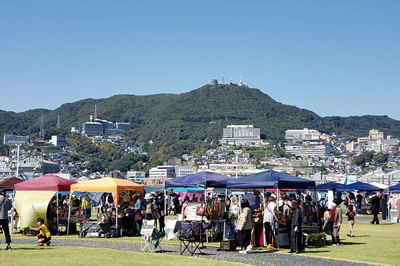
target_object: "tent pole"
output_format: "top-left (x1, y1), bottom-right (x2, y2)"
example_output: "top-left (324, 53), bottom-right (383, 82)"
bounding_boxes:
top-left (11, 190), bottom-right (15, 234)
top-left (67, 195), bottom-right (71, 236)
top-left (276, 187), bottom-right (280, 249)
top-left (116, 194), bottom-right (119, 237)
top-left (164, 188), bottom-right (167, 217)
top-left (224, 188), bottom-right (227, 240)
top-left (57, 192), bottom-right (60, 234)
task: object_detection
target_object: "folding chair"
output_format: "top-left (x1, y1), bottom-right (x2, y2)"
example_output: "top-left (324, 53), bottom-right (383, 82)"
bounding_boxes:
top-left (179, 222), bottom-right (205, 256)
top-left (140, 220), bottom-right (163, 253)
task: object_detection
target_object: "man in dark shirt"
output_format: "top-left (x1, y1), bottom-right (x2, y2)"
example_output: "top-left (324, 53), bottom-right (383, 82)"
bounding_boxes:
top-left (356, 192), bottom-right (363, 215)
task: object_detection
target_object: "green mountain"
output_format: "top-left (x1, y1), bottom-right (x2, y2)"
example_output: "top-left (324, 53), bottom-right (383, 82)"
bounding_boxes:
top-left (2, 84), bottom-right (400, 147)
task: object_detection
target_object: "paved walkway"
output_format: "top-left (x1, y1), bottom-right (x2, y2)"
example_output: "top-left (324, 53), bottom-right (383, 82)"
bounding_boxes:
top-left (12, 238), bottom-right (376, 266)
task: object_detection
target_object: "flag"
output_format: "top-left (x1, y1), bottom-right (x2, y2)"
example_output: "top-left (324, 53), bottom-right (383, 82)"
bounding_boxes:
top-left (344, 171), bottom-right (348, 185)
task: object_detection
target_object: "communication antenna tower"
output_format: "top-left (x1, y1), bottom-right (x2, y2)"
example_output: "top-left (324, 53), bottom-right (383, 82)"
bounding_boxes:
top-left (39, 114), bottom-right (44, 140)
top-left (57, 114), bottom-right (61, 129)
top-left (94, 104), bottom-right (97, 120)
top-left (239, 72), bottom-right (243, 87)
top-left (221, 73), bottom-right (224, 85)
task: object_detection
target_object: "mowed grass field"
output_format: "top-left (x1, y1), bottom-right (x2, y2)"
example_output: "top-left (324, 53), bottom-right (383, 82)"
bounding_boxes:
top-left (4, 220), bottom-right (400, 266)
top-left (287, 221), bottom-right (400, 266)
top-left (0, 245), bottom-right (245, 266)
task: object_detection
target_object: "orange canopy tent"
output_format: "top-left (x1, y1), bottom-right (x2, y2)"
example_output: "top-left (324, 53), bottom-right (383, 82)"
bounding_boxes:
top-left (69, 177), bottom-right (144, 204)
top-left (67, 178), bottom-right (144, 236)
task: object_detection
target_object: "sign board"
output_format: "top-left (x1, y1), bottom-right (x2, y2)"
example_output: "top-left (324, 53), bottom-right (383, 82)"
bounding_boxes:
top-left (3, 135), bottom-right (29, 145)
top-left (186, 202), bottom-right (207, 221)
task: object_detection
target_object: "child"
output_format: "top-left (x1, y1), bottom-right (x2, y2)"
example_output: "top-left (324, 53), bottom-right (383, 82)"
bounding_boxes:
top-left (29, 218), bottom-right (52, 246)
top-left (346, 205), bottom-right (358, 237)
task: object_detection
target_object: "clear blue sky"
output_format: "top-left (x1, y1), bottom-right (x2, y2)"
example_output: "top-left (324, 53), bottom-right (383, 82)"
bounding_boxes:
top-left (1, 1), bottom-right (399, 120)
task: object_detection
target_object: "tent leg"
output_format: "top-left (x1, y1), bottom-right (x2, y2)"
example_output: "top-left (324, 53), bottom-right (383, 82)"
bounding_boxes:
top-left (67, 197), bottom-right (71, 236)
top-left (164, 189), bottom-right (167, 217)
top-left (57, 192), bottom-right (60, 234)
top-left (276, 188), bottom-right (280, 250)
top-left (116, 203), bottom-right (119, 237)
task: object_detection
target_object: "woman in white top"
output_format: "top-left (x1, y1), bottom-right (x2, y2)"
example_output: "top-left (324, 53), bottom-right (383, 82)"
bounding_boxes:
top-left (263, 195), bottom-right (278, 249)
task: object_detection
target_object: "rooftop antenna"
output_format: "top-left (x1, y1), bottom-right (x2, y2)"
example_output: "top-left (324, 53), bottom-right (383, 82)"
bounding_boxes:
top-left (221, 73), bottom-right (224, 85)
top-left (57, 114), bottom-right (61, 129)
top-left (94, 104), bottom-right (97, 120)
top-left (239, 72), bottom-right (243, 87)
top-left (39, 113), bottom-right (44, 140)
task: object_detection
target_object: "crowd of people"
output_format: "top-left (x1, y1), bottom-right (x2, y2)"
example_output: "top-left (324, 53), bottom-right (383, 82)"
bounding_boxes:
top-left (1, 187), bottom-right (399, 254)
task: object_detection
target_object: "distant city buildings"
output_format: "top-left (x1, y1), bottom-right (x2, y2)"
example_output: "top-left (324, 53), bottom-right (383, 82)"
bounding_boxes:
top-left (49, 136), bottom-right (66, 146)
top-left (80, 115), bottom-right (131, 137)
top-left (145, 165), bottom-right (194, 186)
top-left (220, 125), bottom-right (264, 146)
top-left (285, 128), bottom-right (321, 141)
top-left (357, 129), bottom-right (399, 153)
top-left (126, 171), bottom-right (146, 184)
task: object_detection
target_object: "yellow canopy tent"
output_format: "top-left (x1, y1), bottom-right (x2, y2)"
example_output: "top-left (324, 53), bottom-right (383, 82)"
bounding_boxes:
top-left (70, 177), bottom-right (144, 204)
top-left (67, 178), bottom-right (145, 236)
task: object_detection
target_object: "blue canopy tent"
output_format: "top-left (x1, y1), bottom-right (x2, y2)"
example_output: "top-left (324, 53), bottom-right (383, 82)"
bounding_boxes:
top-left (389, 183), bottom-right (400, 192)
top-left (336, 181), bottom-right (383, 192)
top-left (165, 171), bottom-right (232, 188)
top-left (316, 182), bottom-right (345, 191)
top-left (226, 170), bottom-right (316, 189)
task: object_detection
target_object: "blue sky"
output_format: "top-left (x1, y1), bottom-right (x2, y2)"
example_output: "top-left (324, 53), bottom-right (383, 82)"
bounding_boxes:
top-left (1, 1), bottom-right (399, 120)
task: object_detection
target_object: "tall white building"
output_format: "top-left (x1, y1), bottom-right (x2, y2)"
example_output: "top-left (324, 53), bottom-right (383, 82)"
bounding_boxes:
top-left (127, 171), bottom-right (146, 184)
top-left (285, 128), bottom-right (321, 141)
top-left (220, 125), bottom-right (263, 146)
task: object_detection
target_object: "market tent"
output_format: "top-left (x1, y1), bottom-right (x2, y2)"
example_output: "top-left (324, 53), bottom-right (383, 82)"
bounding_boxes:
top-left (70, 177), bottom-right (144, 204)
top-left (13, 174), bottom-right (76, 230)
top-left (68, 177), bottom-right (144, 236)
top-left (336, 181), bottom-right (383, 192)
top-left (14, 173), bottom-right (76, 191)
top-left (389, 183), bottom-right (400, 192)
top-left (226, 170), bottom-right (316, 189)
top-left (0, 177), bottom-right (24, 191)
top-left (165, 171), bottom-right (232, 188)
top-left (316, 181), bottom-right (344, 191)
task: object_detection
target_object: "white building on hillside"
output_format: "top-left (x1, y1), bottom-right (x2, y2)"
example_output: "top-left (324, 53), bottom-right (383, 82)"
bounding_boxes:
top-left (220, 125), bottom-right (263, 146)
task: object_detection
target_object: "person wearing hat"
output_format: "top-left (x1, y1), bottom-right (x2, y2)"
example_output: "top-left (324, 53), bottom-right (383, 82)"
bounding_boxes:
top-left (288, 199), bottom-right (304, 253)
top-left (0, 188), bottom-right (12, 250)
top-left (144, 193), bottom-right (160, 222)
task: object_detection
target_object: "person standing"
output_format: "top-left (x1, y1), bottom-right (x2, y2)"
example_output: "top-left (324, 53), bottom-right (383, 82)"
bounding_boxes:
top-left (236, 199), bottom-right (253, 254)
top-left (346, 205), bottom-right (358, 237)
top-left (370, 193), bottom-right (381, 225)
top-left (356, 192), bottom-right (363, 215)
top-left (332, 199), bottom-right (342, 246)
top-left (381, 194), bottom-right (388, 221)
top-left (0, 189), bottom-right (12, 250)
top-left (263, 196), bottom-right (278, 249)
top-left (156, 192), bottom-right (165, 233)
top-left (288, 200), bottom-right (304, 253)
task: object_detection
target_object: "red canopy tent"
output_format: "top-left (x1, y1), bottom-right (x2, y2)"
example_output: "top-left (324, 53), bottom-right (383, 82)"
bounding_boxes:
top-left (14, 173), bottom-right (76, 191)
top-left (0, 177), bottom-right (24, 191)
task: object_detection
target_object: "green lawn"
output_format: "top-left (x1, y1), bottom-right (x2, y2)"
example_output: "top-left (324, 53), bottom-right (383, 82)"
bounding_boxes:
top-left (1, 245), bottom-right (245, 266)
top-left (281, 221), bottom-right (400, 266)
top-left (8, 220), bottom-right (400, 266)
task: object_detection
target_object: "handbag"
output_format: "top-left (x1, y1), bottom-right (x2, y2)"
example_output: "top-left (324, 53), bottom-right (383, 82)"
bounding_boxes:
top-left (196, 204), bottom-right (211, 218)
top-left (134, 212), bottom-right (143, 222)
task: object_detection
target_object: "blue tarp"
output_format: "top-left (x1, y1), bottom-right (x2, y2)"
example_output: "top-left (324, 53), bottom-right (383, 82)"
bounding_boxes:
top-left (173, 187), bottom-right (205, 193)
top-left (316, 182), bottom-right (345, 191)
top-left (165, 171), bottom-right (232, 188)
top-left (389, 183), bottom-right (400, 192)
top-left (226, 170), bottom-right (315, 189)
top-left (336, 181), bottom-right (383, 192)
